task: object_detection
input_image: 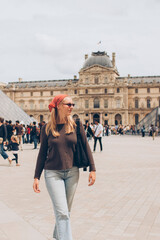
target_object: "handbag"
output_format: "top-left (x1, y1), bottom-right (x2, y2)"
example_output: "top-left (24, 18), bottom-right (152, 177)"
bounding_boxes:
top-left (0, 137), bottom-right (3, 144)
top-left (74, 118), bottom-right (90, 171)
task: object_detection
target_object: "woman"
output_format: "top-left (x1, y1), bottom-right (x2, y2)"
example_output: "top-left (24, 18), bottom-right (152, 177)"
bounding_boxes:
top-left (33, 94), bottom-right (96, 240)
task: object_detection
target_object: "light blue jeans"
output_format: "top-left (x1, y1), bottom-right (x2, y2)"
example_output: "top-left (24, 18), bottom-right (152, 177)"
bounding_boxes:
top-left (44, 167), bottom-right (79, 240)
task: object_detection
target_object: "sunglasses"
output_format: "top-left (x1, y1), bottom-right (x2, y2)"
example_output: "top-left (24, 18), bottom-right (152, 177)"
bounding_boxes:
top-left (63, 103), bottom-right (75, 107)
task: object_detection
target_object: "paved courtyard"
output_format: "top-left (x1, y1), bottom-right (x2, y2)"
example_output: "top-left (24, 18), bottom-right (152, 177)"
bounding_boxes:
top-left (0, 135), bottom-right (160, 240)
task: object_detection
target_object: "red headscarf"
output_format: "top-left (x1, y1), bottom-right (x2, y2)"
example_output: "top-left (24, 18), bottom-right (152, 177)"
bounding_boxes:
top-left (48, 94), bottom-right (68, 112)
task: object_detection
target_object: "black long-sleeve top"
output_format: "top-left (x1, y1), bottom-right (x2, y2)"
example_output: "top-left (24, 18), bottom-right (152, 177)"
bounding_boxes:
top-left (34, 122), bottom-right (96, 179)
top-left (0, 124), bottom-right (7, 141)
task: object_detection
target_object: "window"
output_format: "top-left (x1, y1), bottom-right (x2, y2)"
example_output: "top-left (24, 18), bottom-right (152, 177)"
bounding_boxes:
top-left (86, 114), bottom-right (88, 116)
top-left (21, 92), bottom-right (23, 97)
top-left (94, 76), bottom-right (99, 84)
top-left (105, 113), bottom-right (108, 116)
top-left (147, 99), bottom-right (150, 108)
top-left (105, 88), bottom-right (107, 94)
top-left (85, 100), bottom-right (89, 108)
top-left (104, 77), bottom-right (108, 84)
top-left (85, 89), bottom-right (88, 94)
top-left (30, 102), bottom-right (34, 110)
top-left (135, 114), bottom-right (139, 124)
top-left (50, 91), bottom-right (53, 96)
top-left (31, 92), bottom-right (33, 97)
top-left (104, 99), bottom-right (108, 108)
top-left (135, 99), bottom-right (139, 108)
top-left (20, 102), bottom-right (24, 109)
top-left (117, 88), bottom-right (120, 93)
top-left (94, 98), bottom-right (100, 108)
top-left (116, 99), bottom-right (121, 108)
top-left (40, 102), bottom-right (43, 109)
top-left (40, 91), bottom-right (43, 96)
top-left (135, 88), bottom-right (138, 93)
top-left (147, 88), bottom-right (150, 93)
top-left (85, 78), bottom-right (89, 84)
top-left (74, 90), bottom-right (77, 94)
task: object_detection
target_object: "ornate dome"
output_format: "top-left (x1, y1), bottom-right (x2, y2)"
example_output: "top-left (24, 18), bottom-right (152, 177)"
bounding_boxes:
top-left (83, 51), bottom-right (113, 69)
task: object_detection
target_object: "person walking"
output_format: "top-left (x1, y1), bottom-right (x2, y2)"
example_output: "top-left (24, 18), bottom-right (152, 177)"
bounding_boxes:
top-left (6, 120), bottom-right (13, 150)
top-left (0, 117), bottom-right (12, 165)
top-left (85, 122), bottom-right (94, 141)
top-left (33, 94), bottom-right (96, 240)
top-left (93, 120), bottom-right (103, 152)
top-left (141, 125), bottom-right (145, 137)
top-left (15, 120), bottom-right (23, 150)
top-left (31, 122), bottom-right (38, 149)
top-left (10, 135), bottom-right (20, 166)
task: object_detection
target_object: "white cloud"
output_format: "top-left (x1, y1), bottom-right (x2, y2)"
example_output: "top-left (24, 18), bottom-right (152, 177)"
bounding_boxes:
top-left (0, 0), bottom-right (160, 82)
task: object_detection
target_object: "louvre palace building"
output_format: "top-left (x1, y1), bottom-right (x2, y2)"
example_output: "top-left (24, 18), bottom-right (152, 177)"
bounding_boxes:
top-left (1, 51), bottom-right (160, 126)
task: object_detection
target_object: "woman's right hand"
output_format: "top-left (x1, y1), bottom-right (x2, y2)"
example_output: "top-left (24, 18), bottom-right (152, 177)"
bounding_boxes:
top-left (33, 178), bottom-right (40, 193)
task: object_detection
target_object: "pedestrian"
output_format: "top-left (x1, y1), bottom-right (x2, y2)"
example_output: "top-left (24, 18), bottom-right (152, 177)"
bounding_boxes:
top-left (151, 124), bottom-right (156, 140)
top-left (31, 122), bottom-right (38, 149)
top-left (93, 120), bottom-right (103, 152)
top-left (85, 122), bottom-right (93, 141)
top-left (6, 120), bottom-right (13, 150)
top-left (141, 125), bottom-right (145, 137)
top-left (0, 117), bottom-right (12, 165)
top-left (10, 135), bottom-right (20, 166)
top-left (15, 120), bottom-right (23, 150)
top-left (33, 94), bottom-right (96, 240)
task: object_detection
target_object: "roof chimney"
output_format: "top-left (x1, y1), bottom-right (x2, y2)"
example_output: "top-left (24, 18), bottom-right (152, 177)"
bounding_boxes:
top-left (18, 78), bottom-right (22, 82)
top-left (85, 54), bottom-right (88, 60)
top-left (112, 52), bottom-right (115, 67)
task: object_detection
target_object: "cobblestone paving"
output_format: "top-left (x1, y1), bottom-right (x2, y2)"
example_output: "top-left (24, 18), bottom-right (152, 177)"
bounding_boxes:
top-left (0, 135), bottom-right (160, 240)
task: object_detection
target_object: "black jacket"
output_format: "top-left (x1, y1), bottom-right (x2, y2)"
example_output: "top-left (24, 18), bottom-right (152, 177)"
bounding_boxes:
top-left (0, 124), bottom-right (7, 141)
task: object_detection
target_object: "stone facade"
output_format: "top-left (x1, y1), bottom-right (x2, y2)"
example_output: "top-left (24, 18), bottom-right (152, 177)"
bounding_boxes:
top-left (1, 51), bottom-right (160, 126)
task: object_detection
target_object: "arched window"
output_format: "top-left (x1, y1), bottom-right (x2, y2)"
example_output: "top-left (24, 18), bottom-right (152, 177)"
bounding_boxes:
top-left (135, 114), bottom-right (139, 124)
top-left (135, 88), bottom-right (138, 93)
top-left (85, 89), bottom-right (88, 94)
top-left (147, 99), bottom-right (151, 108)
top-left (117, 88), bottom-right (120, 93)
top-left (94, 76), bottom-right (99, 84)
top-left (105, 88), bottom-right (107, 94)
top-left (135, 99), bottom-right (139, 108)
top-left (104, 99), bottom-right (108, 108)
top-left (20, 101), bottom-right (24, 109)
top-left (94, 98), bottom-right (100, 108)
top-left (116, 99), bottom-right (121, 108)
top-left (30, 101), bottom-right (34, 110)
top-left (85, 100), bottom-right (89, 108)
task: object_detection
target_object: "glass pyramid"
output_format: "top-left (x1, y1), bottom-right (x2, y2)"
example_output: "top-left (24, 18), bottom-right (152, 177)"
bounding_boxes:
top-left (0, 90), bottom-right (36, 125)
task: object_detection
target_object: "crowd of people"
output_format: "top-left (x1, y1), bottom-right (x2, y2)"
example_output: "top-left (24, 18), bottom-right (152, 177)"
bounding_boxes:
top-left (0, 118), bottom-right (46, 166)
top-left (0, 116), bottom-right (159, 167)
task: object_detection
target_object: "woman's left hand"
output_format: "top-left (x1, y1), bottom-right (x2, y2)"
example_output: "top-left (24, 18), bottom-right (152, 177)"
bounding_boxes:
top-left (88, 171), bottom-right (96, 186)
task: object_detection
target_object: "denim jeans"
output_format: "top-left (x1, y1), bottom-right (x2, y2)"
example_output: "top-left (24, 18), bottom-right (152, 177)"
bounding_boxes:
top-left (0, 143), bottom-right (9, 159)
top-left (33, 135), bottom-right (37, 149)
top-left (44, 167), bottom-right (79, 240)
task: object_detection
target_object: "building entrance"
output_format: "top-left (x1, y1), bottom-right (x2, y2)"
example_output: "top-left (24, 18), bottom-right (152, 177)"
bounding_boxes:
top-left (115, 114), bottom-right (122, 125)
top-left (93, 113), bottom-right (100, 123)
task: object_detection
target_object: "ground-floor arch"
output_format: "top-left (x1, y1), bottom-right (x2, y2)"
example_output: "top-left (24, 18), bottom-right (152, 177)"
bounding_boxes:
top-left (115, 114), bottom-right (122, 125)
top-left (93, 113), bottom-right (100, 123)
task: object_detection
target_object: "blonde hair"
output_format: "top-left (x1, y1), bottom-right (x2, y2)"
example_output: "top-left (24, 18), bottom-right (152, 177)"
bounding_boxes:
top-left (45, 105), bottom-right (76, 137)
top-left (11, 135), bottom-right (19, 144)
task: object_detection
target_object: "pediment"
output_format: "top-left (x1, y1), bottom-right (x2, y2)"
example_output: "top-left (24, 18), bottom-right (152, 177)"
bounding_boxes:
top-left (80, 65), bottom-right (111, 73)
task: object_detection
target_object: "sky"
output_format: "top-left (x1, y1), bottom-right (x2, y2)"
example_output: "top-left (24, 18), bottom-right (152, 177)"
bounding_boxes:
top-left (0, 0), bottom-right (160, 83)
